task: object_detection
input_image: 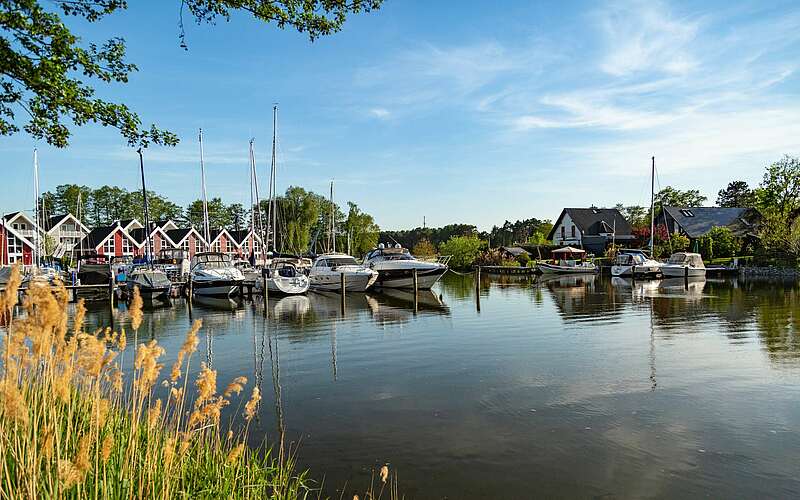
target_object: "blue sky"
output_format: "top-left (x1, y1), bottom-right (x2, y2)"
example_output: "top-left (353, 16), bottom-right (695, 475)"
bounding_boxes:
top-left (1, 0), bottom-right (799, 229)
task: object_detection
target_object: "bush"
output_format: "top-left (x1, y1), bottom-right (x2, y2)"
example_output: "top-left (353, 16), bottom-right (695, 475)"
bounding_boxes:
top-left (707, 226), bottom-right (738, 258)
top-left (516, 253), bottom-right (530, 267)
top-left (439, 235), bottom-right (484, 269)
top-left (412, 239), bottom-right (436, 257)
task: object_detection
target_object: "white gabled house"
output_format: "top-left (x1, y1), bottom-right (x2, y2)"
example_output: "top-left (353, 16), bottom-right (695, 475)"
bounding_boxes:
top-left (43, 213), bottom-right (90, 258)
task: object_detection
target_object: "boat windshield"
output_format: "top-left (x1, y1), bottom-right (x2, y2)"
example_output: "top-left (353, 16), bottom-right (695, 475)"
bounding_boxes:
top-left (317, 257), bottom-right (358, 267)
top-left (192, 253), bottom-right (232, 269)
top-left (668, 254), bottom-right (688, 264)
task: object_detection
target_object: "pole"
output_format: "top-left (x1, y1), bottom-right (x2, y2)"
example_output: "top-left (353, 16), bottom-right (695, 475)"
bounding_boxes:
top-left (330, 180), bottom-right (336, 253)
top-left (271, 105), bottom-right (278, 253)
top-left (199, 129), bottom-right (211, 249)
top-left (413, 268), bottom-right (419, 313)
top-left (262, 270), bottom-right (268, 317)
top-left (649, 156), bottom-right (655, 257)
top-left (138, 149), bottom-right (153, 266)
top-left (33, 149), bottom-right (40, 269)
top-left (684, 265), bottom-right (689, 290)
top-left (340, 272), bottom-right (346, 314)
top-left (475, 266), bottom-right (481, 312)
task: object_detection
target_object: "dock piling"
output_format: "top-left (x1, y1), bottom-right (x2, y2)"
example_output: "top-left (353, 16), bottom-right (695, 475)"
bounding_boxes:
top-left (340, 272), bottom-right (346, 315)
top-left (475, 266), bottom-right (481, 312)
top-left (413, 268), bottom-right (419, 313)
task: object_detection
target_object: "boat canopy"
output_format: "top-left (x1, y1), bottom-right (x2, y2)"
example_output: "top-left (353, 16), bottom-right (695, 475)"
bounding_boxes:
top-left (552, 246), bottom-right (586, 254)
top-left (667, 252), bottom-right (705, 268)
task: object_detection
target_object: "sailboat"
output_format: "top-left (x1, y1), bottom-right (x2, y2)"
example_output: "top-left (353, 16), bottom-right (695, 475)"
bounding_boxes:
top-left (308, 180), bottom-right (378, 292)
top-left (190, 129), bottom-right (245, 297)
top-left (126, 149), bottom-right (172, 300)
top-left (611, 157), bottom-right (663, 278)
top-left (256, 106), bottom-right (310, 295)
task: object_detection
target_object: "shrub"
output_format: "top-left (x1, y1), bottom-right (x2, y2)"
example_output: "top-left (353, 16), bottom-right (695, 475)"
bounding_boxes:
top-left (412, 239), bottom-right (436, 257)
top-left (516, 253), bottom-right (530, 267)
top-left (439, 235), bottom-right (484, 269)
top-left (707, 226), bottom-right (738, 258)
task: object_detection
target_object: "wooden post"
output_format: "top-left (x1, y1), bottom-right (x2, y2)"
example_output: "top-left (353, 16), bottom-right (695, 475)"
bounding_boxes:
top-left (475, 266), bottom-right (481, 312)
top-left (262, 270), bottom-right (268, 317)
top-left (631, 265), bottom-right (636, 282)
top-left (340, 272), bottom-right (346, 315)
top-left (109, 278), bottom-right (115, 307)
top-left (72, 286), bottom-right (77, 304)
top-left (684, 265), bottom-right (689, 290)
top-left (413, 268), bottom-right (419, 314)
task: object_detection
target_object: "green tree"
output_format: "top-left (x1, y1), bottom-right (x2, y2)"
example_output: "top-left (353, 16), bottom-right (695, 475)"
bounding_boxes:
top-left (717, 181), bottom-right (755, 208)
top-left (89, 185), bottom-right (129, 225)
top-left (227, 203), bottom-right (247, 232)
top-left (655, 186), bottom-right (708, 208)
top-left (412, 239), bottom-right (436, 256)
top-left (757, 155), bottom-right (800, 219)
top-left (278, 186), bottom-right (320, 254)
top-left (185, 197), bottom-right (230, 230)
top-left (1, 1), bottom-right (382, 148)
top-left (706, 226), bottom-right (738, 258)
top-left (439, 235), bottom-right (483, 269)
top-left (343, 202), bottom-right (379, 257)
top-left (616, 204), bottom-right (649, 228)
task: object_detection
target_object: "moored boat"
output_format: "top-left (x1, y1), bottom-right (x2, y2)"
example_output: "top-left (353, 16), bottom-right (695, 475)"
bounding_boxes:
top-left (610, 249), bottom-right (663, 278)
top-left (661, 252), bottom-right (706, 278)
top-left (127, 267), bottom-right (172, 299)
top-left (259, 260), bottom-right (310, 295)
top-left (308, 253), bottom-right (378, 292)
top-left (364, 243), bottom-right (449, 289)
top-left (190, 252), bottom-right (244, 297)
top-left (537, 247), bottom-right (597, 274)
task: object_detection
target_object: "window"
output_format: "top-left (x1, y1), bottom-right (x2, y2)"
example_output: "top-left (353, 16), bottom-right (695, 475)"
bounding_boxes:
top-left (213, 240), bottom-right (221, 253)
top-left (226, 240), bottom-right (233, 253)
top-left (560, 226), bottom-right (565, 239)
top-left (571, 225), bottom-right (576, 238)
top-left (681, 209), bottom-right (695, 217)
top-left (195, 239), bottom-right (203, 254)
top-left (103, 238), bottom-right (114, 255)
top-left (181, 239), bottom-right (190, 251)
top-left (121, 237), bottom-right (132, 255)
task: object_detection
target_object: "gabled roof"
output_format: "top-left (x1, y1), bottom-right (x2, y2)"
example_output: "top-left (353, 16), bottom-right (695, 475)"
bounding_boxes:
top-left (0, 220), bottom-right (36, 248)
top-left (153, 219), bottom-right (178, 231)
top-left (114, 219), bottom-right (143, 231)
top-left (164, 228), bottom-right (206, 246)
top-left (498, 246), bottom-right (529, 256)
top-left (208, 228), bottom-right (233, 244)
top-left (547, 208), bottom-right (632, 240)
top-left (662, 206), bottom-right (760, 238)
top-left (227, 229), bottom-right (261, 245)
top-left (3, 211), bottom-right (37, 227)
top-left (81, 226), bottom-right (118, 249)
top-left (44, 213), bottom-right (90, 234)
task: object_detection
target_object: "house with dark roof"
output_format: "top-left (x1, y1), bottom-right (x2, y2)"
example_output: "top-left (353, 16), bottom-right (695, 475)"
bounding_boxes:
top-left (77, 223), bottom-right (144, 258)
top-left (0, 216), bottom-right (36, 265)
top-left (657, 207), bottom-right (761, 239)
top-left (163, 227), bottom-right (206, 258)
top-left (547, 208), bottom-right (634, 254)
top-left (497, 246), bottom-right (530, 260)
top-left (228, 229), bottom-right (265, 260)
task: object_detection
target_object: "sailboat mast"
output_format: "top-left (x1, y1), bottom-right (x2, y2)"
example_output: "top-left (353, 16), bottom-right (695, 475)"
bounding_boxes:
top-left (270, 105), bottom-right (278, 252)
top-left (33, 149), bottom-right (40, 268)
top-left (199, 129), bottom-right (211, 250)
top-left (330, 180), bottom-right (335, 253)
top-left (250, 138), bottom-right (264, 259)
top-left (138, 149), bottom-right (153, 266)
top-left (649, 156), bottom-right (655, 256)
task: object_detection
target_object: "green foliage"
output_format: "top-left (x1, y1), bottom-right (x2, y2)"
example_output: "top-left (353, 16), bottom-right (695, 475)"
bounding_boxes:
top-left (381, 224), bottom-right (479, 250)
top-left (516, 252), bottom-right (530, 266)
top-left (757, 155), bottom-right (800, 219)
top-left (278, 186), bottom-right (320, 255)
top-left (527, 231), bottom-right (550, 245)
top-left (489, 218), bottom-right (552, 246)
top-left (343, 201), bottom-right (379, 257)
top-left (439, 235), bottom-right (483, 269)
top-left (706, 226), bottom-right (738, 258)
top-left (697, 236), bottom-right (714, 260)
top-left (717, 181), bottom-right (756, 208)
top-left (616, 205), bottom-right (649, 228)
top-left (412, 239), bottom-right (436, 257)
top-left (185, 198), bottom-right (232, 230)
top-left (1, 0), bottom-right (382, 147)
top-left (655, 186), bottom-right (708, 208)
top-left (670, 233), bottom-right (690, 253)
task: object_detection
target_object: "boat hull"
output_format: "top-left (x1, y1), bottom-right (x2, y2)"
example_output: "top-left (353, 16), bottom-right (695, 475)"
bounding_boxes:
top-left (610, 265), bottom-right (662, 278)
top-left (192, 279), bottom-right (242, 297)
top-left (373, 266), bottom-right (447, 289)
top-left (661, 266), bottom-right (706, 278)
top-left (263, 276), bottom-right (310, 295)
top-left (309, 273), bottom-right (377, 292)
top-left (537, 263), bottom-right (597, 274)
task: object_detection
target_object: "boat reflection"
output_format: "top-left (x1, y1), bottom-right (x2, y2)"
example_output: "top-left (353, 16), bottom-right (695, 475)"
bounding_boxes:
top-left (658, 277), bottom-right (707, 296)
top-left (191, 295), bottom-right (244, 311)
top-left (365, 288), bottom-right (449, 325)
top-left (268, 295), bottom-right (311, 323)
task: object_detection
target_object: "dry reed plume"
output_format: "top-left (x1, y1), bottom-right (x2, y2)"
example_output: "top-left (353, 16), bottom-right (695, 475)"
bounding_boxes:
top-left (0, 265), bottom-right (311, 499)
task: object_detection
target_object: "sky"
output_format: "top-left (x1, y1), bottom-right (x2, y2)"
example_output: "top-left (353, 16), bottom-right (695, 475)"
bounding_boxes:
top-left (1, 0), bottom-right (799, 230)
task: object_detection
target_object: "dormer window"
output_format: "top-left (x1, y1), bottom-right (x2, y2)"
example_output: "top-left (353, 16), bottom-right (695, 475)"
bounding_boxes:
top-left (591, 208), bottom-right (599, 214)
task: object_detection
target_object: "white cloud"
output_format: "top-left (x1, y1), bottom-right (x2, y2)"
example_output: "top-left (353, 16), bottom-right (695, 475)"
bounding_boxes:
top-left (369, 107), bottom-right (391, 119)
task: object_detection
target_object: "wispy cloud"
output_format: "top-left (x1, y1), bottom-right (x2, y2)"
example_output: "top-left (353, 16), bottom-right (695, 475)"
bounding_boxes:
top-left (368, 107), bottom-right (391, 119)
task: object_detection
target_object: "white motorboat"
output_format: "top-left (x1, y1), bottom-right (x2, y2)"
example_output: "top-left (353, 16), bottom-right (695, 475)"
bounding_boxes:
top-left (537, 246), bottom-right (597, 274)
top-left (190, 252), bottom-right (244, 297)
top-left (127, 267), bottom-right (172, 299)
top-left (233, 259), bottom-right (261, 286)
top-left (308, 253), bottom-right (378, 292)
top-left (610, 249), bottom-right (663, 278)
top-left (258, 260), bottom-right (310, 295)
top-left (364, 243), bottom-right (449, 289)
top-left (661, 252), bottom-right (706, 278)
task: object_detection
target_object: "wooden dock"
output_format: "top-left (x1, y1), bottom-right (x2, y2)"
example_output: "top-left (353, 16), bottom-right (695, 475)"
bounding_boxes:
top-left (480, 266), bottom-right (536, 275)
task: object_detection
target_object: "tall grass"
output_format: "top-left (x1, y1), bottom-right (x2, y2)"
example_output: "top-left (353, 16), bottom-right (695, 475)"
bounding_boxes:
top-left (0, 265), bottom-right (312, 499)
top-left (0, 265), bottom-right (403, 499)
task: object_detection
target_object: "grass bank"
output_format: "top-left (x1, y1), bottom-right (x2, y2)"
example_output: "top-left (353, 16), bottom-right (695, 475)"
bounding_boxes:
top-left (0, 266), bottom-right (399, 499)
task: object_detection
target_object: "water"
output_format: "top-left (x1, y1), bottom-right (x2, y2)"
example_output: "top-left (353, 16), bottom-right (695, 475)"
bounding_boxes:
top-left (85, 273), bottom-right (800, 499)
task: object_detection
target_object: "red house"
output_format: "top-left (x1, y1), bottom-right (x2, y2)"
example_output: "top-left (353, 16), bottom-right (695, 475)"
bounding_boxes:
top-left (77, 224), bottom-right (144, 258)
top-left (0, 216), bottom-right (36, 265)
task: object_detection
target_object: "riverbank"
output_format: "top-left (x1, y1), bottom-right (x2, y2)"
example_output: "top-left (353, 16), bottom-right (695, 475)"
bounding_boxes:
top-left (0, 268), bottom-right (397, 499)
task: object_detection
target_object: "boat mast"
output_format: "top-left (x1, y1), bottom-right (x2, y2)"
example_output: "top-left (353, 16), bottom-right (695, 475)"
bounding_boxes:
top-left (33, 148), bottom-right (40, 269)
top-left (649, 156), bottom-right (655, 256)
top-left (137, 148), bottom-right (153, 267)
top-left (199, 129), bottom-right (211, 250)
top-left (330, 180), bottom-right (335, 253)
top-left (270, 105), bottom-right (278, 252)
top-left (249, 138), bottom-right (264, 260)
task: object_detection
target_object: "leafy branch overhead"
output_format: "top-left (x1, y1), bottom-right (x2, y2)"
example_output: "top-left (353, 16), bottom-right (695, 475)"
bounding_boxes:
top-left (0, 0), bottom-right (383, 148)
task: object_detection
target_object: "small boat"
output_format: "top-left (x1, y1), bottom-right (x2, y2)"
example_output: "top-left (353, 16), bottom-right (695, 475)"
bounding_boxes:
top-left (364, 243), bottom-right (449, 289)
top-left (610, 249), bottom-right (663, 278)
top-left (308, 253), bottom-right (378, 292)
top-left (661, 252), bottom-right (706, 278)
top-left (537, 247), bottom-right (597, 274)
top-left (126, 267), bottom-right (172, 299)
top-left (233, 259), bottom-right (261, 286)
top-left (153, 249), bottom-right (190, 281)
top-left (190, 252), bottom-right (245, 297)
top-left (260, 259), bottom-right (310, 295)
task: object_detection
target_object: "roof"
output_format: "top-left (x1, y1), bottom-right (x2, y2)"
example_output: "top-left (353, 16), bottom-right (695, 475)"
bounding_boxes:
top-left (164, 228), bottom-right (194, 245)
top-left (662, 206), bottom-right (760, 238)
top-left (45, 214), bottom-right (70, 231)
top-left (547, 208), bottom-right (633, 240)
top-left (128, 227), bottom-right (147, 244)
top-left (227, 229), bottom-right (253, 245)
top-left (552, 246), bottom-right (586, 254)
top-left (80, 226), bottom-right (118, 249)
top-left (498, 246), bottom-right (529, 256)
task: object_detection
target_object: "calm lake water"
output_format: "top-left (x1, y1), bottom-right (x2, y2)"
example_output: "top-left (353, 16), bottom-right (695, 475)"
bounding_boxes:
top-left (84, 273), bottom-right (800, 499)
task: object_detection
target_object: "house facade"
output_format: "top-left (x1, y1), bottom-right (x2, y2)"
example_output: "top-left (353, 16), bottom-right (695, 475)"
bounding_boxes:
top-left (164, 228), bottom-right (207, 258)
top-left (0, 220), bottom-right (35, 265)
top-left (44, 213), bottom-right (90, 258)
top-left (228, 230), bottom-right (265, 261)
top-left (547, 208), bottom-right (634, 254)
top-left (78, 224), bottom-right (144, 258)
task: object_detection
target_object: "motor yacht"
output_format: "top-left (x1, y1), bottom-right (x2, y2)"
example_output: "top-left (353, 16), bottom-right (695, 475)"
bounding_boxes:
top-left (258, 260), bottom-right (310, 295)
top-left (190, 252), bottom-right (244, 297)
top-left (364, 243), bottom-right (449, 289)
top-left (661, 252), bottom-right (706, 278)
top-left (126, 267), bottom-right (172, 300)
top-left (610, 249), bottom-right (663, 278)
top-left (308, 253), bottom-right (378, 292)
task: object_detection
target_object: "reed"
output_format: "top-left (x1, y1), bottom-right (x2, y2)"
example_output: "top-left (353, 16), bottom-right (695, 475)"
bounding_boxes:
top-left (0, 265), bottom-right (311, 499)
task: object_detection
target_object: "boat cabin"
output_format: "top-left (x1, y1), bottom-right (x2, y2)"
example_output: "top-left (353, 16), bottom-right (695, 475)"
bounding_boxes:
top-left (365, 244), bottom-right (413, 261)
top-left (667, 252), bottom-right (705, 268)
top-left (190, 252), bottom-right (233, 270)
top-left (313, 255), bottom-right (359, 269)
top-left (551, 246), bottom-right (588, 265)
